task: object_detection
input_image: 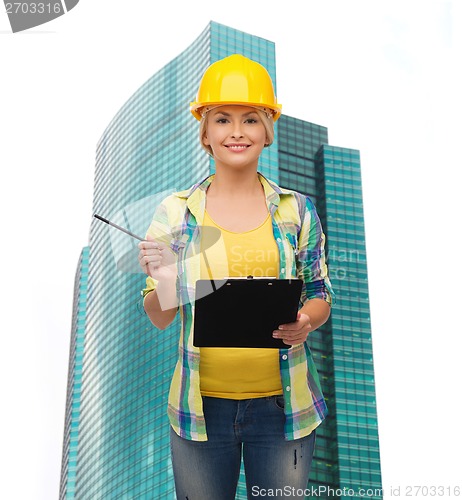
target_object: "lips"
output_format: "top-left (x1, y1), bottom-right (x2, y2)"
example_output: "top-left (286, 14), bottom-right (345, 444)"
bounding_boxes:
top-left (224, 144), bottom-right (250, 151)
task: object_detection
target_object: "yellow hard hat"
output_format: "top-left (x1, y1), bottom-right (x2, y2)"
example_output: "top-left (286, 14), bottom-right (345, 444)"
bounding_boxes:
top-left (190, 54), bottom-right (282, 122)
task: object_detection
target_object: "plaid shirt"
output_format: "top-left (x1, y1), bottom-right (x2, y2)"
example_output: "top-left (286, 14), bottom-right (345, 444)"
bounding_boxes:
top-left (142, 173), bottom-right (335, 441)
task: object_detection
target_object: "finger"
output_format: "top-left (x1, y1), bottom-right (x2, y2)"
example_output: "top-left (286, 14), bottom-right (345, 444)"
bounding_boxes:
top-left (275, 330), bottom-right (302, 341)
top-left (282, 331), bottom-right (309, 344)
top-left (146, 236), bottom-right (168, 252)
top-left (146, 254), bottom-right (163, 265)
top-left (278, 313), bottom-right (310, 331)
top-left (278, 323), bottom-right (297, 331)
top-left (138, 241), bottom-right (160, 252)
top-left (138, 233), bottom-right (163, 248)
top-left (277, 321), bottom-right (302, 331)
top-left (273, 326), bottom-right (310, 339)
top-left (282, 337), bottom-right (305, 346)
top-left (138, 244), bottom-right (161, 263)
top-left (139, 255), bottom-right (162, 269)
top-left (147, 261), bottom-right (157, 275)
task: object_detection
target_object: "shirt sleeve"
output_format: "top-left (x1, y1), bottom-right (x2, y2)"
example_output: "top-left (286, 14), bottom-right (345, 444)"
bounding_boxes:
top-left (141, 276), bottom-right (159, 300)
top-left (296, 196), bottom-right (336, 306)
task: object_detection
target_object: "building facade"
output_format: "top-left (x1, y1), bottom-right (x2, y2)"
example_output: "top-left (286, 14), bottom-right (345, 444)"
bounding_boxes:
top-left (60, 21), bottom-right (382, 499)
top-left (60, 247), bottom-right (89, 499)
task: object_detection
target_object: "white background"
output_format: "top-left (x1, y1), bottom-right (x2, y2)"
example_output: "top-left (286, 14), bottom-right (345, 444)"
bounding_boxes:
top-left (1, 1), bottom-right (461, 499)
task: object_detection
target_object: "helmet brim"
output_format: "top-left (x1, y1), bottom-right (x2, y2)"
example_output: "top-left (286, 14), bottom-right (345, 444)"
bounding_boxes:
top-left (190, 101), bottom-right (282, 122)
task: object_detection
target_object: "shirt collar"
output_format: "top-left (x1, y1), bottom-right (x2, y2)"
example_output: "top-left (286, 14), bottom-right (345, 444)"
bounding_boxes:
top-left (173, 172), bottom-right (285, 221)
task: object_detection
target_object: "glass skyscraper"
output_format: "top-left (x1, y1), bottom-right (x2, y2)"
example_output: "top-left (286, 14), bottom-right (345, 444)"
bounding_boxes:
top-left (60, 247), bottom-right (89, 499)
top-left (60, 21), bottom-right (382, 499)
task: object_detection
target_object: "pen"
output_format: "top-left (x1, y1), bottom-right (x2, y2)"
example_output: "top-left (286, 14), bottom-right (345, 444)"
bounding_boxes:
top-left (93, 214), bottom-right (145, 241)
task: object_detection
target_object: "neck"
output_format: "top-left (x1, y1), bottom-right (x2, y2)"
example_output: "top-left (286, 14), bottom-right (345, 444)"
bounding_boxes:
top-left (208, 167), bottom-right (262, 198)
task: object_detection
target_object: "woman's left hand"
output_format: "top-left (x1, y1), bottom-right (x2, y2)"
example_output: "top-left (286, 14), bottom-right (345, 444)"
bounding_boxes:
top-left (272, 312), bottom-right (311, 346)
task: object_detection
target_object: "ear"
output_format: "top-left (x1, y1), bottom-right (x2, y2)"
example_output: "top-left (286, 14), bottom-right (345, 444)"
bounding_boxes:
top-left (202, 132), bottom-right (210, 146)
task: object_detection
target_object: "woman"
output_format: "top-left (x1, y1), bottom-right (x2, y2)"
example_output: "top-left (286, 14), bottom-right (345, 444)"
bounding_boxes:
top-left (138, 54), bottom-right (335, 500)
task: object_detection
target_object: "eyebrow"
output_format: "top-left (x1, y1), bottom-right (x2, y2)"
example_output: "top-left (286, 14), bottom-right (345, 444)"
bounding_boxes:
top-left (214, 110), bottom-right (258, 117)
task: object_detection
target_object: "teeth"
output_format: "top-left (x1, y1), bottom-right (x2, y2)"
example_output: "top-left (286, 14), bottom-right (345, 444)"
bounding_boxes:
top-left (228, 145), bottom-right (247, 150)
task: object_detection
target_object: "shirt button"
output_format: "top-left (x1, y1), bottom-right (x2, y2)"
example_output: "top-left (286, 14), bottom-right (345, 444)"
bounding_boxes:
top-left (285, 386), bottom-right (291, 392)
top-left (277, 238), bottom-right (282, 242)
top-left (282, 354), bottom-right (288, 360)
top-left (281, 268), bottom-right (285, 273)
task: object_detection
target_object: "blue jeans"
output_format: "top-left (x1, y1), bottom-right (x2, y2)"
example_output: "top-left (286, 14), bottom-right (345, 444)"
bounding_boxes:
top-left (170, 395), bottom-right (316, 499)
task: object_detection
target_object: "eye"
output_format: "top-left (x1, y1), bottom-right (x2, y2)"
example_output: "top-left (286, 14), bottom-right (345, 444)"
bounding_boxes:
top-left (215, 117), bottom-right (229, 124)
top-left (245, 117), bottom-right (258, 124)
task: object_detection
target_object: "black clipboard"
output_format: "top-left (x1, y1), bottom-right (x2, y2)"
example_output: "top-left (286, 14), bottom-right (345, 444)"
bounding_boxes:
top-left (193, 277), bottom-right (303, 348)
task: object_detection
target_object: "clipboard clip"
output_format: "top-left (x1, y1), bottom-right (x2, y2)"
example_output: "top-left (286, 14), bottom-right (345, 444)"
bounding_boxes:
top-left (246, 275), bottom-right (277, 279)
top-left (223, 275), bottom-right (277, 280)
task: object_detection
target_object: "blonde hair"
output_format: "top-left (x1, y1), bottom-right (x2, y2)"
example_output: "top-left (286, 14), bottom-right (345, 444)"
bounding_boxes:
top-left (199, 107), bottom-right (275, 157)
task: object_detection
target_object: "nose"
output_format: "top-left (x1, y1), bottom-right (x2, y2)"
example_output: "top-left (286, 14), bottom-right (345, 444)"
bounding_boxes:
top-left (231, 122), bottom-right (244, 139)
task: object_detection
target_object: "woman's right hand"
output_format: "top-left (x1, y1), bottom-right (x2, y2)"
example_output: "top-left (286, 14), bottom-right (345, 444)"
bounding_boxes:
top-left (138, 235), bottom-right (177, 282)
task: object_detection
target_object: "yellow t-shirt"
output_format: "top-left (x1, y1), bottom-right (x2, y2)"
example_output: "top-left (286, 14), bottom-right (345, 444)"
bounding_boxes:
top-left (199, 209), bottom-right (283, 399)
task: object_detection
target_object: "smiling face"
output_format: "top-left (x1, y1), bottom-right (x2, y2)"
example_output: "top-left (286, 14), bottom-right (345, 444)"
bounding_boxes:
top-left (202, 105), bottom-right (270, 171)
